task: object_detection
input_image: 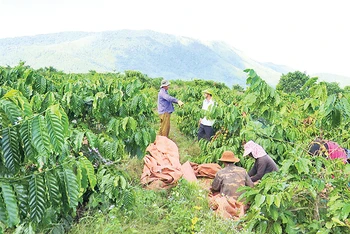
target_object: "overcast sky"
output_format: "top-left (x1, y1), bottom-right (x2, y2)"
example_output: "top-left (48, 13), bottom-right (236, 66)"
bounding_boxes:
top-left (1, 0), bottom-right (349, 77)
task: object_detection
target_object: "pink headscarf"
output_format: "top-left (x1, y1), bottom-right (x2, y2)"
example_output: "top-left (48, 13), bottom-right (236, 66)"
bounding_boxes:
top-left (243, 140), bottom-right (267, 159)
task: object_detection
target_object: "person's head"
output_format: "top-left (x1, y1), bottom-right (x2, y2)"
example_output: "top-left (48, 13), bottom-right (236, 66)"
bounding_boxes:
top-left (218, 151), bottom-right (240, 166)
top-left (202, 89), bottom-right (213, 99)
top-left (160, 80), bottom-right (170, 90)
top-left (314, 136), bottom-right (324, 143)
top-left (243, 140), bottom-right (267, 159)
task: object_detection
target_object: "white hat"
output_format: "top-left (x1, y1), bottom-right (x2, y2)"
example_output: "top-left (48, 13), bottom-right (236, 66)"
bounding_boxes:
top-left (160, 80), bottom-right (170, 88)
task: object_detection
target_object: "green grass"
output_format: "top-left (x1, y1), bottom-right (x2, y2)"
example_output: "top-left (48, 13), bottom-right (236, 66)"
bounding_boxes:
top-left (168, 114), bottom-right (201, 163)
top-left (149, 112), bottom-right (201, 163)
top-left (69, 180), bottom-right (245, 234)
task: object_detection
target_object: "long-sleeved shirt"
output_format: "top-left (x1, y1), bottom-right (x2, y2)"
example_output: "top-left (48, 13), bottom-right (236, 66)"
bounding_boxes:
top-left (157, 88), bottom-right (178, 114)
top-left (212, 164), bottom-right (254, 199)
top-left (201, 98), bottom-right (215, 126)
top-left (325, 141), bottom-right (347, 163)
top-left (248, 155), bottom-right (278, 182)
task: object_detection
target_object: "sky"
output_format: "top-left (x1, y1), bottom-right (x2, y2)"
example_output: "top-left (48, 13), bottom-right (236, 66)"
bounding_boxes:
top-left (1, 0), bottom-right (349, 77)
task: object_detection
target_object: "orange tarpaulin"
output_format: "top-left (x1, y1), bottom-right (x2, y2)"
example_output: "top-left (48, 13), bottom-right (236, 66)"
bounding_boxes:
top-left (209, 193), bottom-right (245, 220)
top-left (181, 161), bottom-right (197, 182)
top-left (190, 162), bottom-right (222, 178)
top-left (141, 136), bottom-right (183, 189)
top-left (140, 136), bottom-right (222, 188)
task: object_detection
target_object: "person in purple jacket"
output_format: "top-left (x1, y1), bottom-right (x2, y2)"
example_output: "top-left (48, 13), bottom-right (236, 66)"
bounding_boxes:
top-left (157, 80), bottom-right (184, 137)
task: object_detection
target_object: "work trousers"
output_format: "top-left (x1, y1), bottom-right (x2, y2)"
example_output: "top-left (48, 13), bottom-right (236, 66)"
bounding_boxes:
top-left (198, 123), bottom-right (214, 141)
top-left (159, 112), bottom-right (171, 137)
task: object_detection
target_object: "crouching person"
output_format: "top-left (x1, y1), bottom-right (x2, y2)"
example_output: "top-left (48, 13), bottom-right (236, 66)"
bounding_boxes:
top-left (243, 140), bottom-right (278, 183)
top-left (210, 151), bottom-right (254, 219)
top-left (308, 137), bottom-right (348, 164)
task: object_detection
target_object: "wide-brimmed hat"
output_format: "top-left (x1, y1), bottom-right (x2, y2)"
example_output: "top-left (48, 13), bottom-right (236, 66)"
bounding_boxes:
top-left (202, 89), bottom-right (213, 95)
top-left (218, 151), bottom-right (240, 163)
top-left (160, 80), bottom-right (170, 88)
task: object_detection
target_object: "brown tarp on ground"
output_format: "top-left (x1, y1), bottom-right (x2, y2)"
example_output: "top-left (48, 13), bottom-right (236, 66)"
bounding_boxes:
top-left (140, 136), bottom-right (248, 219)
top-left (140, 136), bottom-right (221, 189)
top-left (141, 135), bottom-right (183, 189)
top-left (189, 162), bottom-right (222, 178)
top-left (209, 193), bottom-right (245, 220)
top-left (181, 161), bottom-right (198, 182)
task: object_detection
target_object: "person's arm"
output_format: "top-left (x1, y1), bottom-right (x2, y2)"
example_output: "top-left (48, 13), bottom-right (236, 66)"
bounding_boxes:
top-left (199, 101), bottom-right (205, 123)
top-left (159, 89), bottom-right (178, 103)
top-left (245, 172), bottom-right (254, 187)
top-left (250, 158), bottom-right (267, 182)
top-left (201, 100), bottom-right (206, 110)
top-left (248, 162), bottom-right (257, 177)
top-left (211, 175), bottom-right (222, 192)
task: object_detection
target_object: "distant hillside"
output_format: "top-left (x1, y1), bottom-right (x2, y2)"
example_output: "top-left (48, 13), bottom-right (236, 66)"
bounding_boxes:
top-left (0, 30), bottom-right (289, 87)
top-left (261, 62), bottom-right (293, 74)
top-left (1, 30), bottom-right (347, 87)
top-left (311, 73), bottom-right (350, 88)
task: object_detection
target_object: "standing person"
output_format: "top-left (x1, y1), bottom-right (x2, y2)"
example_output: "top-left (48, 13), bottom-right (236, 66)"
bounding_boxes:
top-left (198, 89), bottom-right (215, 141)
top-left (157, 80), bottom-right (183, 137)
top-left (211, 151), bottom-right (254, 199)
top-left (243, 140), bottom-right (278, 182)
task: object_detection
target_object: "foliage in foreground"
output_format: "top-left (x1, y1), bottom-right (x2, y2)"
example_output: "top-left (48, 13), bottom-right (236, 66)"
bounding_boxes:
top-left (0, 64), bottom-right (157, 233)
top-left (69, 179), bottom-right (247, 234)
top-left (173, 69), bottom-right (350, 233)
top-left (1, 63), bottom-right (350, 234)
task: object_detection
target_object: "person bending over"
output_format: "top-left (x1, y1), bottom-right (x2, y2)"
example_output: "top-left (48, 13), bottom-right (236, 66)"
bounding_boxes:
top-left (243, 140), bottom-right (278, 182)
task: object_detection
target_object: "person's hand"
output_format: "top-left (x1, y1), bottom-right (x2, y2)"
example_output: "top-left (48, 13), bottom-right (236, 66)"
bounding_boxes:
top-left (178, 100), bottom-right (184, 107)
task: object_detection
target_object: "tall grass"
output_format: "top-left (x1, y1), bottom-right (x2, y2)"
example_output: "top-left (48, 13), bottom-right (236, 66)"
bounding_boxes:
top-left (69, 180), bottom-right (245, 234)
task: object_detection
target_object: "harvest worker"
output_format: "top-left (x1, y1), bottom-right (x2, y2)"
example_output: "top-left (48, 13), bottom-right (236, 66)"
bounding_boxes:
top-left (243, 140), bottom-right (278, 182)
top-left (157, 80), bottom-right (184, 137)
top-left (211, 151), bottom-right (254, 199)
top-left (198, 89), bottom-right (215, 141)
top-left (308, 137), bottom-right (348, 164)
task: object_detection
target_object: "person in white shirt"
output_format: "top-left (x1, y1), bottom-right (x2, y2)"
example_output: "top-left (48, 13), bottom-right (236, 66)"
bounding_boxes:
top-left (198, 89), bottom-right (215, 141)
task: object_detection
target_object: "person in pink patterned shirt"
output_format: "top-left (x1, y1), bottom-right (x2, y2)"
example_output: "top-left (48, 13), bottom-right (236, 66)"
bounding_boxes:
top-left (308, 137), bottom-right (348, 164)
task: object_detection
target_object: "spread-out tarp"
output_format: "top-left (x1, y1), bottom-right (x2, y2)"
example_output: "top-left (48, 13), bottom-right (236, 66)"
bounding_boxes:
top-left (181, 161), bottom-right (198, 182)
top-left (141, 135), bottom-right (183, 189)
top-left (189, 162), bottom-right (222, 178)
top-left (209, 193), bottom-right (245, 220)
top-left (141, 136), bottom-right (223, 188)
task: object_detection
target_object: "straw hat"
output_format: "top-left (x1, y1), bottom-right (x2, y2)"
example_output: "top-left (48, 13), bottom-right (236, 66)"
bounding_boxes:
top-left (202, 89), bottom-right (213, 95)
top-left (218, 151), bottom-right (240, 163)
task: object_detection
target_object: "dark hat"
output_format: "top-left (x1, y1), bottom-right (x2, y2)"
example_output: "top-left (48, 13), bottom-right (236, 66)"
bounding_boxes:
top-left (218, 151), bottom-right (240, 163)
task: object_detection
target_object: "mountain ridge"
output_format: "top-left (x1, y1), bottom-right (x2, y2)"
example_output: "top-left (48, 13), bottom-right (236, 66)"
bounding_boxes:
top-left (1, 30), bottom-right (349, 87)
